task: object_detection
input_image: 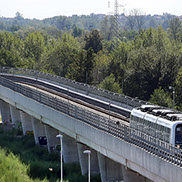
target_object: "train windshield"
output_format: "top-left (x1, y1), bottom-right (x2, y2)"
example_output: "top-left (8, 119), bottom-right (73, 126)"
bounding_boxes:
top-left (175, 124), bottom-right (182, 144)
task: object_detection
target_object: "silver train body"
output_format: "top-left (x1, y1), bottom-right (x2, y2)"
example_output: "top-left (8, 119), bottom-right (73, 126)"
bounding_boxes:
top-left (130, 105), bottom-right (182, 147)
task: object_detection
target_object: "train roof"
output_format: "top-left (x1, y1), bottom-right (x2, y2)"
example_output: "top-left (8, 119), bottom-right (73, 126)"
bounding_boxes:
top-left (151, 109), bottom-right (175, 116)
top-left (131, 108), bottom-right (173, 127)
top-left (166, 113), bottom-right (182, 121)
top-left (139, 105), bottom-right (162, 112)
top-left (132, 105), bottom-right (182, 122)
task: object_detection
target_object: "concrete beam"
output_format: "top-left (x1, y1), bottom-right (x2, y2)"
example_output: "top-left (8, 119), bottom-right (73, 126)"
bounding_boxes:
top-left (9, 105), bottom-right (21, 125)
top-left (122, 166), bottom-right (153, 182)
top-left (0, 99), bottom-right (11, 124)
top-left (20, 111), bottom-right (33, 135)
top-left (31, 116), bottom-right (46, 145)
top-left (1, 83), bottom-right (182, 182)
top-left (97, 152), bottom-right (123, 182)
top-left (44, 125), bottom-right (59, 152)
top-left (61, 133), bottom-right (79, 163)
top-left (77, 142), bottom-right (99, 176)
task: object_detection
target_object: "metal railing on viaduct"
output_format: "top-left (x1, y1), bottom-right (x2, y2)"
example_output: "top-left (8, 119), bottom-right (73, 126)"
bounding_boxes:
top-left (0, 73), bottom-right (182, 169)
top-left (0, 67), bottom-right (148, 109)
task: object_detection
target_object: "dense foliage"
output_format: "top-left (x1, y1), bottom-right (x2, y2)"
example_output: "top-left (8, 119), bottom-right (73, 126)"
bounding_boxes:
top-left (0, 127), bottom-right (100, 182)
top-left (0, 13), bottom-right (182, 109)
top-left (0, 148), bottom-right (47, 182)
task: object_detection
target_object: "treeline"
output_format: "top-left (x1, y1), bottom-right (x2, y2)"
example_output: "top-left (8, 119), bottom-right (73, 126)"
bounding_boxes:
top-left (0, 11), bottom-right (180, 33)
top-left (0, 15), bottom-right (182, 109)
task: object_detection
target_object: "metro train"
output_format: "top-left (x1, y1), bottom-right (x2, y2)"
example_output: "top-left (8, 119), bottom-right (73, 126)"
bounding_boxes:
top-left (130, 105), bottom-right (182, 148)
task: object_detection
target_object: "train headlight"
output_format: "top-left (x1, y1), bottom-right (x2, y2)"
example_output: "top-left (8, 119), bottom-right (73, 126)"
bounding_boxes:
top-left (177, 145), bottom-right (180, 149)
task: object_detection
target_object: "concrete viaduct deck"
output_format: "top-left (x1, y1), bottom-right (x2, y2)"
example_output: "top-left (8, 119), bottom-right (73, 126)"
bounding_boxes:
top-left (0, 71), bottom-right (182, 182)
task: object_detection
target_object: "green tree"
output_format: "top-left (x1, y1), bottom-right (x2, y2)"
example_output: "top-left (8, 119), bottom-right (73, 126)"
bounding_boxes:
top-left (124, 26), bottom-right (178, 100)
top-left (15, 12), bottom-right (23, 20)
top-left (109, 42), bottom-right (128, 84)
top-left (66, 50), bottom-right (87, 82)
top-left (84, 29), bottom-right (103, 54)
top-left (126, 14), bottom-right (136, 30)
top-left (66, 48), bottom-right (95, 84)
top-left (45, 33), bottom-right (80, 77)
top-left (72, 24), bottom-right (83, 37)
top-left (175, 67), bottom-right (182, 110)
top-left (168, 17), bottom-right (181, 40)
top-left (56, 16), bottom-right (72, 30)
top-left (92, 51), bottom-right (110, 84)
top-left (125, 46), bottom-right (161, 100)
top-left (24, 32), bottom-right (46, 69)
top-left (85, 48), bottom-right (95, 84)
top-left (149, 87), bottom-right (173, 108)
top-left (10, 25), bottom-right (21, 32)
top-left (0, 32), bottom-right (24, 67)
top-left (149, 18), bottom-right (158, 29)
top-left (98, 73), bottom-right (122, 93)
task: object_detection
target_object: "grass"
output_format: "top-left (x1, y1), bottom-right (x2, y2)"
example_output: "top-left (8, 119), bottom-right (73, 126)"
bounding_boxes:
top-left (0, 125), bottom-right (101, 182)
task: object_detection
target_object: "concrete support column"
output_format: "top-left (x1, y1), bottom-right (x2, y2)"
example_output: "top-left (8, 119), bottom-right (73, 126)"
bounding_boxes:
top-left (20, 111), bottom-right (33, 135)
top-left (9, 105), bottom-right (21, 125)
top-left (44, 125), bottom-right (59, 152)
top-left (97, 152), bottom-right (123, 182)
top-left (122, 166), bottom-right (153, 182)
top-left (77, 142), bottom-right (99, 176)
top-left (31, 117), bottom-right (46, 145)
top-left (61, 134), bottom-right (79, 163)
top-left (0, 99), bottom-right (11, 124)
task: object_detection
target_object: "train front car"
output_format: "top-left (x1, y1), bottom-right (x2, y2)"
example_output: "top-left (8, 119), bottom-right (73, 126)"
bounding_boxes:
top-left (130, 105), bottom-right (182, 148)
top-left (166, 114), bottom-right (182, 148)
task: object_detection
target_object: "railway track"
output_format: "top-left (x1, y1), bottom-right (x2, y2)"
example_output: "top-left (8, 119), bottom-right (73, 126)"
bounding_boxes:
top-left (18, 81), bottom-right (129, 123)
top-left (0, 75), bottom-right (130, 123)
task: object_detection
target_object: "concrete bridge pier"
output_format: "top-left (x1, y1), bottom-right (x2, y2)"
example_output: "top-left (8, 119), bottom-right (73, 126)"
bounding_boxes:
top-left (44, 125), bottom-right (59, 152)
top-left (77, 142), bottom-right (100, 176)
top-left (0, 99), bottom-right (11, 124)
top-left (97, 152), bottom-right (123, 182)
top-left (61, 134), bottom-right (79, 163)
top-left (122, 166), bottom-right (153, 182)
top-left (31, 117), bottom-right (46, 145)
top-left (20, 111), bottom-right (33, 135)
top-left (9, 105), bottom-right (21, 126)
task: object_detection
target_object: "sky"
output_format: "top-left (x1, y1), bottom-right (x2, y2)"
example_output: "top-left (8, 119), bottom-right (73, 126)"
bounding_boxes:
top-left (1, 0), bottom-right (182, 20)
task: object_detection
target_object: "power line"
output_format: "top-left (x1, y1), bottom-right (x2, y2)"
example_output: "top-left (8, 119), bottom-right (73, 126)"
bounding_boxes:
top-left (108, 0), bottom-right (126, 49)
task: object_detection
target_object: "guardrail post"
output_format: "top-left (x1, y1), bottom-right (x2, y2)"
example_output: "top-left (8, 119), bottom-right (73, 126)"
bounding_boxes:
top-left (75, 106), bottom-right (78, 119)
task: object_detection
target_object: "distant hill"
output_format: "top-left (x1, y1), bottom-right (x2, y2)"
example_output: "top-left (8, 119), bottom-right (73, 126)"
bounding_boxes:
top-left (0, 12), bottom-right (180, 33)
